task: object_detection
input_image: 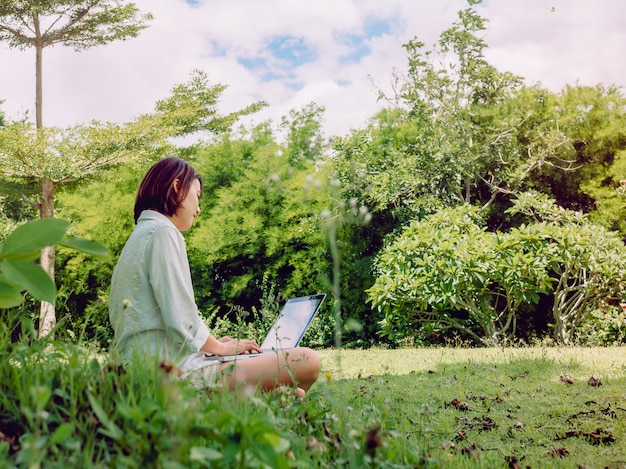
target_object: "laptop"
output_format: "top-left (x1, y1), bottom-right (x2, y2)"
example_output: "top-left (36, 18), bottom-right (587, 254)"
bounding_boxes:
top-left (205, 293), bottom-right (326, 362)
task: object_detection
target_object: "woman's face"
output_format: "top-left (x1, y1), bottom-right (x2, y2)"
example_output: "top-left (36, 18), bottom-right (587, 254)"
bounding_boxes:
top-left (169, 178), bottom-right (202, 231)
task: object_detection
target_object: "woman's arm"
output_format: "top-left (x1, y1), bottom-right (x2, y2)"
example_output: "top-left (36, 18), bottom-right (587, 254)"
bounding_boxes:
top-left (147, 226), bottom-right (211, 351)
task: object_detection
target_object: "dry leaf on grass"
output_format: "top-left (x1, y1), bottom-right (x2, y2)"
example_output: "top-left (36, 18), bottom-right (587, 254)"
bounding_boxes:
top-left (587, 376), bottom-right (602, 387)
top-left (545, 446), bottom-right (570, 458)
top-left (448, 398), bottom-right (470, 411)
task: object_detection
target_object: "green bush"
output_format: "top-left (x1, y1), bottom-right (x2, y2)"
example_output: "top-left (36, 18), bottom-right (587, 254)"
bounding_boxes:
top-left (369, 193), bottom-right (626, 346)
top-left (201, 283), bottom-right (335, 349)
top-left (574, 304), bottom-right (626, 346)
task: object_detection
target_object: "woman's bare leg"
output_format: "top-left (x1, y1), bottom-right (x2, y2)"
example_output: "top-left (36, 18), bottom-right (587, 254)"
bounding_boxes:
top-left (219, 347), bottom-right (320, 394)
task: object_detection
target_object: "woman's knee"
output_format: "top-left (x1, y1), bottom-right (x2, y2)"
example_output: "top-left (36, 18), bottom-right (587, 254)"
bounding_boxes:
top-left (292, 347), bottom-right (321, 381)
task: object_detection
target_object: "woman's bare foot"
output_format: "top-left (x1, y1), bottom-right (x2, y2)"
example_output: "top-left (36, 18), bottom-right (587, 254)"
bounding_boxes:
top-left (272, 385), bottom-right (306, 399)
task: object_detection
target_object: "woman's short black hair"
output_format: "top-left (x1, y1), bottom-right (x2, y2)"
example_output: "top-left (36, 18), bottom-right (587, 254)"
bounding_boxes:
top-left (134, 157), bottom-right (203, 224)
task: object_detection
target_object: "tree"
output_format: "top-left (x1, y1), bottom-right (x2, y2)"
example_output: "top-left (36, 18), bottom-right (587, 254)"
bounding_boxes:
top-left (0, 68), bottom-right (265, 337)
top-left (394, 2), bottom-right (523, 208)
top-left (0, 0), bottom-right (152, 336)
top-left (279, 102), bottom-right (326, 168)
top-left (584, 147), bottom-right (626, 237)
top-left (188, 111), bottom-right (330, 310)
top-left (331, 1), bottom-right (530, 247)
top-left (505, 84), bottom-right (626, 214)
top-left (332, 107), bottom-right (449, 227)
top-left (0, 0), bottom-right (152, 128)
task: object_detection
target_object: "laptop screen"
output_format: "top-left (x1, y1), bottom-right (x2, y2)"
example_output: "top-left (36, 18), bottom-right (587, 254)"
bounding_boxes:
top-left (260, 294), bottom-right (325, 350)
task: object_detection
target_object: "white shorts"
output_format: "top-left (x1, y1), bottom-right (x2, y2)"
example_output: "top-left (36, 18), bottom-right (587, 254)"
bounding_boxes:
top-left (184, 361), bottom-right (222, 388)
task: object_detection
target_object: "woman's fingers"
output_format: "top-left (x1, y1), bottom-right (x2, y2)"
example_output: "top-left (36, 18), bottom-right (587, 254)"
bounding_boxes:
top-left (229, 339), bottom-right (262, 355)
top-left (242, 339), bottom-right (262, 354)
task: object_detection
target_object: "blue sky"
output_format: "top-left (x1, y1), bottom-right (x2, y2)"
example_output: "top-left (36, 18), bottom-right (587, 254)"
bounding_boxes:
top-left (236, 17), bottom-right (393, 88)
top-left (1, 0), bottom-right (625, 140)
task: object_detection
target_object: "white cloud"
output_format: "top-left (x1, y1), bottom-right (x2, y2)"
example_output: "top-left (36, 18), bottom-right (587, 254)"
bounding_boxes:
top-left (0, 0), bottom-right (624, 141)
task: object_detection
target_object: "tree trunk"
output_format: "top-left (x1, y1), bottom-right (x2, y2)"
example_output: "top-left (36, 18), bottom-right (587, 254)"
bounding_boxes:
top-left (554, 318), bottom-right (568, 345)
top-left (34, 15), bottom-right (55, 338)
top-left (34, 13), bottom-right (43, 129)
top-left (38, 177), bottom-right (56, 338)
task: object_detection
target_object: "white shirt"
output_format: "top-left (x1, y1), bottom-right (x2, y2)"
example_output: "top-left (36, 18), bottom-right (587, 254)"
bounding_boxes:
top-left (109, 210), bottom-right (211, 373)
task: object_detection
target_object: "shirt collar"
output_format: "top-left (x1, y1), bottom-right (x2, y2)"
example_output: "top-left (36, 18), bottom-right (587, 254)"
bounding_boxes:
top-left (137, 210), bottom-right (175, 228)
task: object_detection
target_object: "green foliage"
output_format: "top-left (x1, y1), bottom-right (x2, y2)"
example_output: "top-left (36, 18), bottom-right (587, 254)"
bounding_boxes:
top-left (332, 108), bottom-right (449, 226)
top-left (279, 102), bottom-right (326, 167)
top-left (582, 148), bottom-right (626, 236)
top-left (184, 110), bottom-right (340, 344)
top-left (509, 84), bottom-right (626, 217)
top-left (154, 69), bottom-right (267, 139)
top-left (0, 217), bottom-right (108, 309)
top-left (369, 192), bottom-right (626, 345)
top-left (368, 204), bottom-right (547, 345)
top-left (0, 70), bottom-right (264, 185)
top-left (0, 0), bottom-right (153, 51)
top-left (332, 3), bottom-right (523, 230)
top-left (189, 139), bottom-right (326, 298)
top-left (574, 304), bottom-right (626, 346)
top-left (397, 4), bottom-right (523, 207)
top-left (508, 192), bottom-right (626, 344)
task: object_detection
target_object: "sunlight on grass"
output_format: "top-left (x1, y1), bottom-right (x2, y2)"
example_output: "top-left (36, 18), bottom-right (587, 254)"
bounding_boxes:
top-left (318, 346), bottom-right (626, 379)
top-left (324, 347), bottom-right (626, 468)
top-left (4, 329), bottom-right (626, 467)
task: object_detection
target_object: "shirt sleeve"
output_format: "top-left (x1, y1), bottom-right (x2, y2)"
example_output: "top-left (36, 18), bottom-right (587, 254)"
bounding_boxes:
top-left (144, 225), bottom-right (210, 353)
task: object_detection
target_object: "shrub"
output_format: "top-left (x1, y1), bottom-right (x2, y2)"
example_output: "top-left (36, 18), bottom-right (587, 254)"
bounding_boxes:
top-left (574, 304), bottom-right (626, 346)
top-left (369, 192), bottom-right (626, 346)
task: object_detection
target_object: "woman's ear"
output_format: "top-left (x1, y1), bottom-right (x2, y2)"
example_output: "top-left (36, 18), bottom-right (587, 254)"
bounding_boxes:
top-left (173, 178), bottom-right (179, 193)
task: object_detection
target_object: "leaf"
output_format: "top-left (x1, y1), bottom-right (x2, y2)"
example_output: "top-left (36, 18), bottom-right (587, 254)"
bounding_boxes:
top-left (49, 423), bottom-right (74, 446)
top-left (60, 237), bottom-right (110, 260)
top-left (344, 318), bottom-right (363, 332)
top-left (0, 259), bottom-right (56, 303)
top-left (263, 432), bottom-right (290, 453)
top-left (448, 398), bottom-right (469, 411)
top-left (1, 251), bottom-right (42, 262)
top-left (0, 277), bottom-right (25, 308)
top-left (189, 446), bottom-right (223, 462)
top-left (87, 392), bottom-right (123, 441)
top-left (588, 376), bottom-right (602, 387)
top-left (1, 218), bottom-right (69, 255)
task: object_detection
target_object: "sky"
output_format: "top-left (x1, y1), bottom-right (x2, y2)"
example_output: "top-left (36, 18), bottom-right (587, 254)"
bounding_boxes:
top-left (0, 0), bottom-right (625, 141)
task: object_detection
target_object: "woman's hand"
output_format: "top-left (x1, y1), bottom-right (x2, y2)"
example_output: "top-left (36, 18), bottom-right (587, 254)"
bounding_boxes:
top-left (218, 338), bottom-right (262, 356)
top-left (201, 335), bottom-right (262, 356)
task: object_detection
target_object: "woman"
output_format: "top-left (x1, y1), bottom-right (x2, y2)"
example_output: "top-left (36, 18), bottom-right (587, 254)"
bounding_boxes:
top-left (109, 157), bottom-right (320, 396)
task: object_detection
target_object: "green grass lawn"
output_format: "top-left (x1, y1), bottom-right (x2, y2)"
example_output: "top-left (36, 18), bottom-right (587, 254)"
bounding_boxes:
top-left (317, 346), bottom-right (626, 378)
top-left (316, 347), bottom-right (626, 468)
top-left (3, 343), bottom-right (626, 468)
